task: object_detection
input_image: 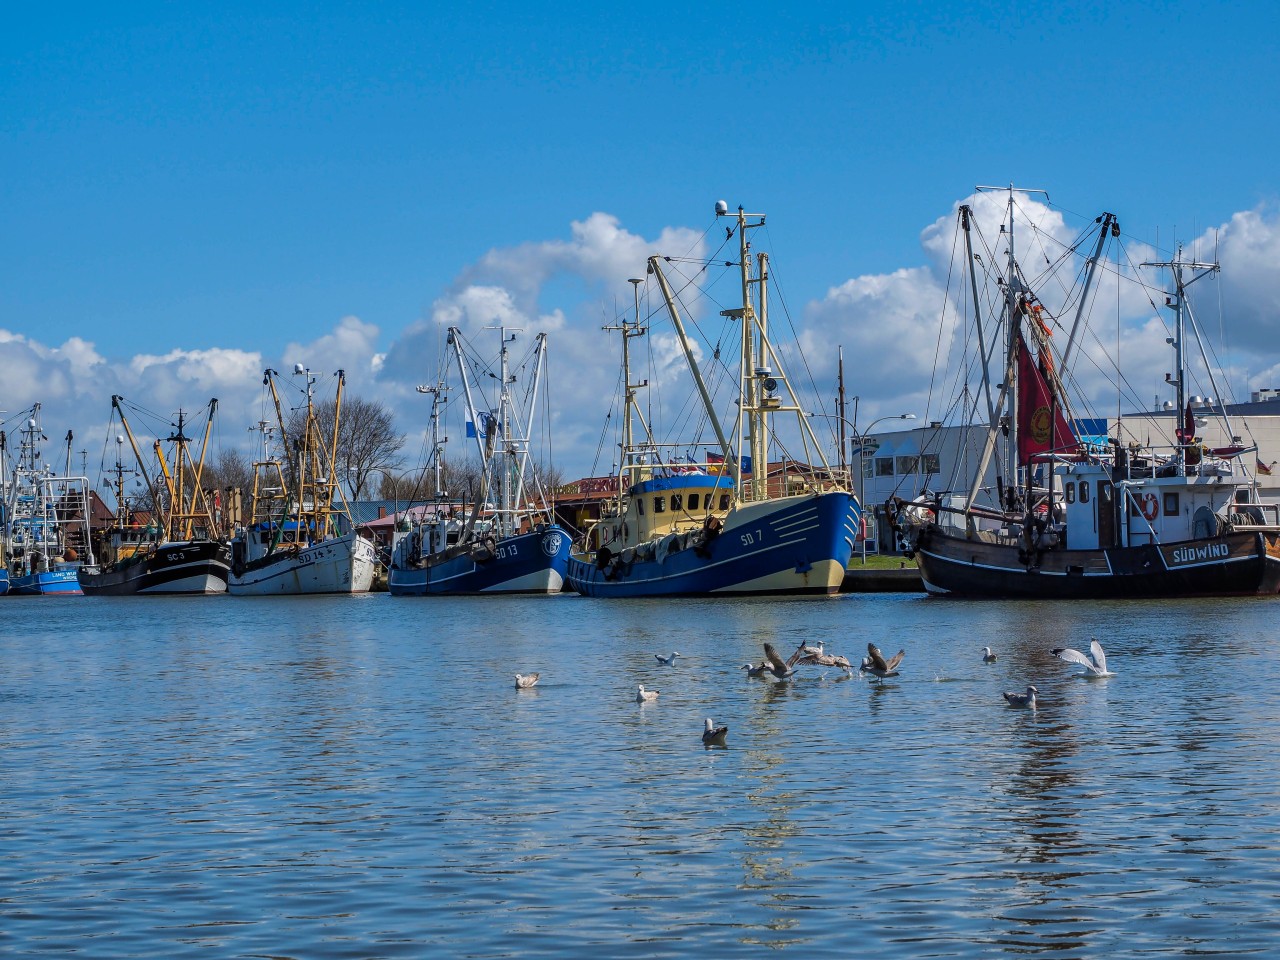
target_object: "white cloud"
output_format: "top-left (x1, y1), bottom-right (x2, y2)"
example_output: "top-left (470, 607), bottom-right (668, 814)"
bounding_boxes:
top-left (9, 200), bottom-right (1280, 486)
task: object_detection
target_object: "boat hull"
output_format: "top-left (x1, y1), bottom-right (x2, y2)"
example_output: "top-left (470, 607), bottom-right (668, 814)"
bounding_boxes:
top-left (228, 533), bottom-right (377, 595)
top-left (78, 541), bottom-right (231, 595)
top-left (567, 492), bottom-right (857, 598)
top-left (8, 567), bottom-right (83, 596)
top-left (389, 527), bottom-right (571, 595)
top-left (912, 526), bottom-right (1280, 599)
top-left (0, 569), bottom-right (7, 596)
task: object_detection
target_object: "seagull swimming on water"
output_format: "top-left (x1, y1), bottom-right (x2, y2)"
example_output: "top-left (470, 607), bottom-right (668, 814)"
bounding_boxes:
top-left (860, 643), bottom-right (905, 681)
top-left (514, 673), bottom-right (540, 689)
top-left (655, 651), bottom-right (682, 666)
top-left (1051, 638), bottom-right (1114, 677)
top-left (636, 684), bottom-right (660, 703)
top-left (1003, 685), bottom-right (1038, 709)
top-left (702, 718), bottom-right (729, 746)
top-left (982, 647), bottom-right (997, 663)
top-left (742, 661), bottom-right (768, 678)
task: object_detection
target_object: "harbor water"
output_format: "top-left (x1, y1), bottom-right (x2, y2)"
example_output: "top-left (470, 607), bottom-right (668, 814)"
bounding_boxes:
top-left (3, 592), bottom-right (1279, 957)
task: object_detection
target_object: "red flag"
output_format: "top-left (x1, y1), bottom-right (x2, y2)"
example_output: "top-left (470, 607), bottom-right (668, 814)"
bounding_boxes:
top-left (1016, 333), bottom-right (1077, 465)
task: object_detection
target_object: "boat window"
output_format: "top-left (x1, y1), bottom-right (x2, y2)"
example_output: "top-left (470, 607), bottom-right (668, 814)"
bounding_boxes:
top-left (876, 457), bottom-right (894, 477)
top-left (1163, 492), bottom-right (1179, 515)
top-left (688, 493), bottom-right (700, 510)
top-left (719, 494), bottom-right (730, 510)
top-left (637, 498), bottom-right (645, 516)
top-left (1064, 482), bottom-right (1075, 504)
top-left (653, 496), bottom-right (666, 513)
top-left (670, 493), bottom-right (683, 511)
top-left (1079, 481), bottom-right (1090, 504)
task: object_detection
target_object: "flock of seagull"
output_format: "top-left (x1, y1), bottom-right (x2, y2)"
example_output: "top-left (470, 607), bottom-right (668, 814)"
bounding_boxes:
top-left (513, 636), bottom-right (1116, 744)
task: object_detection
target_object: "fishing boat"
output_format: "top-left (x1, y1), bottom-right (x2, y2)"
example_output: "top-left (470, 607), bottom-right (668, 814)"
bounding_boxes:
top-left (891, 186), bottom-right (1280, 598)
top-left (565, 202), bottom-right (859, 597)
top-left (227, 366), bottom-right (377, 595)
top-left (2, 405), bottom-right (94, 595)
top-left (388, 327), bottom-right (571, 595)
top-left (78, 397), bottom-right (231, 595)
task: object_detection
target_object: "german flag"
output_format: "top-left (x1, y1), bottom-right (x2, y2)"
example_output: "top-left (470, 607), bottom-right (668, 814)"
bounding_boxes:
top-left (1258, 459), bottom-right (1274, 477)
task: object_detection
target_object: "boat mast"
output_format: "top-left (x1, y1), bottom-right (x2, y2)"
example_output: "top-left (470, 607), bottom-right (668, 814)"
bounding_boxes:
top-left (509, 333), bottom-right (547, 525)
top-left (603, 279), bottom-right (652, 497)
top-left (112, 397), bottom-right (162, 520)
top-left (1141, 248), bottom-right (1219, 473)
top-left (649, 257), bottom-right (733, 469)
top-left (1062, 213), bottom-right (1118, 369)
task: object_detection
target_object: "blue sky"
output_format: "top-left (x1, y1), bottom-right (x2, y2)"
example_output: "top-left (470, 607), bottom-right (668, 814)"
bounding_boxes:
top-left (3, 2), bottom-right (1279, 478)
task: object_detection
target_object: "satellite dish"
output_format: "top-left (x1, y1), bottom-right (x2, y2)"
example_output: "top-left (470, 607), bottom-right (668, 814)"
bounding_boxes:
top-left (294, 363), bottom-right (305, 375)
top-left (714, 200), bottom-right (729, 216)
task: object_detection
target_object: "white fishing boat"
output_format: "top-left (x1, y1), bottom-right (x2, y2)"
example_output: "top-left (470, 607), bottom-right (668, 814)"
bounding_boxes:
top-left (565, 202), bottom-right (860, 597)
top-left (891, 186), bottom-right (1280, 598)
top-left (228, 366), bottom-right (376, 595)
top-left (2, 405), bottom-right (94, 596)
top-left (389, 327), bottom-right (570, 595)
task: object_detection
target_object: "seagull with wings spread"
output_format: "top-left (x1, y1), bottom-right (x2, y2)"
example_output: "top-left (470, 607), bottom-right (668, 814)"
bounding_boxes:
top-left (1051, 638), bottom-right (1114, 677)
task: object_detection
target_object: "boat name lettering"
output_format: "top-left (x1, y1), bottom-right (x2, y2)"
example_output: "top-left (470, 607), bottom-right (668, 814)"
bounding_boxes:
top-left (739, 528), bottom-right (764, 547)
top-left (495, 543), bottom-right (518, 560)
top-left (166, 551), bottom-right (186, 562)
top-left (1170, 543), bottom-right (1230, 564)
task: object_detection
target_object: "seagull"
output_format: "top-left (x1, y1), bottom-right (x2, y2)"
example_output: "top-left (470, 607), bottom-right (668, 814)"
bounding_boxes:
top-left (1003, 685), bottom-right (1038, 709)
top-left (742, 661), bottom-right (768, 677)
top-left (702, 718), bottom-right (729, 746)
top-left (860, 643), bottom-right (905, 681)
top-left (982, 647), bottom-right (997, 663)
top-left (514, 673), bottom-right (540, 689)
top-left (655, 651), bottom-right (682, 666)
top-left (636, 684), bottom-right (660, 703)
top-left (763, 641), bottom-right (802, 680)
top-left (801, 641), bottom-right (825, 657)
top-left (1051, 638), bottom-right (1114, 677)
top-left (797, 649), bottom-right (854, 673)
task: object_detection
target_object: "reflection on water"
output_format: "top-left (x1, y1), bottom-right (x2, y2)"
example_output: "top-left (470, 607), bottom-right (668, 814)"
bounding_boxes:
top-left (2, 593), bottom-right (1280, 957)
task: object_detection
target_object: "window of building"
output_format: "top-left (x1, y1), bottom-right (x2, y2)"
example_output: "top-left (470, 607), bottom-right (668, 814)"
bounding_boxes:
top-left (653, 496), bottom-right (666, 514)
top-left (670, 494), bottom-right (683, 511)
top-left (896, 455), bottom-right (919, 475)
top-left (863, 459), bottom-right (874, 479)
top-left (875, 457), bottom-right (894, 477)
top-left (688, 493), bottom-right (700, 510)
top-left (921, 453), bottom-right (940, 475)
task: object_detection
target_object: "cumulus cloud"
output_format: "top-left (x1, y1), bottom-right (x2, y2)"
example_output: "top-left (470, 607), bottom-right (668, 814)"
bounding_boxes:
top-left (9, 199), bottom-right (1280, 487)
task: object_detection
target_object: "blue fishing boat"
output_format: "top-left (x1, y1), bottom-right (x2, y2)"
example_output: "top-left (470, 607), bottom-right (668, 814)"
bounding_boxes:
top-left (2, 405), bottom-right (94, 596)
top-left (389, 326), bottom-right (571, 595)
top-left (566, 202), bottom-right (860, 597)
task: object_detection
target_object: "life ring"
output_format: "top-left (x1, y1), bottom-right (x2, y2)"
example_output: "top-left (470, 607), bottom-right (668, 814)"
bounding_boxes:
top-left (1140, 493), bottom-right (1159, 521)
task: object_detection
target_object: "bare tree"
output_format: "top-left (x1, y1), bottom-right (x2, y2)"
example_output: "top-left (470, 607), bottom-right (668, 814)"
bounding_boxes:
top-left (286, 395), bottom-right (406, 502)
top-left (201, 447), bottom-right (253, 498)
